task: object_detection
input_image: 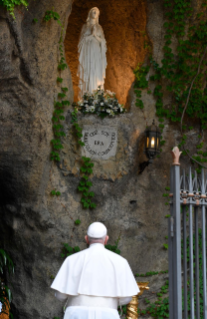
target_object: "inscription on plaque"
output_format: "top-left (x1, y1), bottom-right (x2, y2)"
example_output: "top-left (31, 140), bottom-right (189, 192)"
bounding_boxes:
top-left (81, 126), bottom-right (117, 159)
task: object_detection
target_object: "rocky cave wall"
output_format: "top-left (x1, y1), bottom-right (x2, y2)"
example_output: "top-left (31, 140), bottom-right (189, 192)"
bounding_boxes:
top-left (0, 0), bottom-right (200, 318)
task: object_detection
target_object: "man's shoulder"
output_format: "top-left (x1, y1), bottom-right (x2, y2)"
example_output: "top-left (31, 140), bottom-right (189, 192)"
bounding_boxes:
top-left (64, 246), bottom-right (128, 265)
top-left (104, 248), bottom-right (127, 263)
top-left (65, 248), bottom-right (88, 262)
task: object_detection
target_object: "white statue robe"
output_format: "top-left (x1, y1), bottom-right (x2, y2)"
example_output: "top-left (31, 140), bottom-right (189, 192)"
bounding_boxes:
top-left (78, 24), bottom-right (107, 96)
top-left (51, 243), bottom-right (139, 319)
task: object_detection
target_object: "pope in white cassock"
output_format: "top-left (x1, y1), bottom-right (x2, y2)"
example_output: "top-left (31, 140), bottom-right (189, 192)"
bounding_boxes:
top-left (51, 222), bottom-right (139, 319)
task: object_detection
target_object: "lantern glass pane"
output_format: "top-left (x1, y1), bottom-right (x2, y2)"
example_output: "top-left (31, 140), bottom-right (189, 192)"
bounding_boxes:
top-left (147, 137), bottom-right (149, 148)
top-left (151, 137), bottom-right (155, 148)
top-left (157, 137), bottom-right (159, 147)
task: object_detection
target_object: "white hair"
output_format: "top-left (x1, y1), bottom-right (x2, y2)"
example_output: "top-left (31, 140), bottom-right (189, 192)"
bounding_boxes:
top-left (88, 235), bottom-right (106, 244)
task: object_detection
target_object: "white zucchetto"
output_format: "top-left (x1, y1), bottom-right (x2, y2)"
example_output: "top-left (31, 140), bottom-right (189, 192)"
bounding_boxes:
top-left (87, 222), bottom-right (107, 238)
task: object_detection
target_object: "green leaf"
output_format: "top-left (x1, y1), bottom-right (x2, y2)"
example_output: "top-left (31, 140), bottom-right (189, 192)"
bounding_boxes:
top-left (78, 140), bottom-right (85, 146)
top-left (88, 192), bottom-right (95, 197)
top-left (57, 77), bottom-right (63, 83)
top-left (58, 93), bottom-right (66, 99)
top-left (62, 100), bottom-right (70, 106)
top-left (74, 219), bottom-right (81, 225)
top-left (74, 246), bottom-right (80, 252)
top-left (58, 63), bottom-right (67, 71)
top-left (90, 202), bottom-right (96, 209)
top-left (62, 87), bottom-right (68, 93)
top-left (51, 190), bottom-right (56, 196)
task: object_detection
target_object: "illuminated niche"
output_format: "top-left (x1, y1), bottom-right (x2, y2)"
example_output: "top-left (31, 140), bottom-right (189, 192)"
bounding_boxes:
top-left (64, 0), bottom-right (148, 106)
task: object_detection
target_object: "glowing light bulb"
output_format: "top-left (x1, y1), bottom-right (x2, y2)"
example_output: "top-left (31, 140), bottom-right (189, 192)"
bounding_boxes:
top-left (151, 137), bottom-right (155, 147)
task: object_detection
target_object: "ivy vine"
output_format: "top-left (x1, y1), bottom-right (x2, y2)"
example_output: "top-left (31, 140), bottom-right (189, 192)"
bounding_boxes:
top-left (71, 109), bottom-right (96, 209)
top-left (43, 10), bottom-right (72, 202)
top-left (0, 0), bottom-right (28, 18)
top-left (138, 281), bottom-right (169, 318)
top-left (43, 11), bottom-right (70, 165)
top-left (134, 0), bottom-right (207, 173)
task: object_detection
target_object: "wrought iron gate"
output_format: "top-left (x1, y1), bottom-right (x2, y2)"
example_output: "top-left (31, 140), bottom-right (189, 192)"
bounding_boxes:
top-left (168, 147), bottom-right (207, 319)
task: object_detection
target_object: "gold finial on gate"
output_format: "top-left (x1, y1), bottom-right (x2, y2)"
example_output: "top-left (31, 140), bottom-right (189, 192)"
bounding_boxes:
top-left (126, 282), bottom-right (149, 319)
top-left (171, 146), bottom-right (182, 166)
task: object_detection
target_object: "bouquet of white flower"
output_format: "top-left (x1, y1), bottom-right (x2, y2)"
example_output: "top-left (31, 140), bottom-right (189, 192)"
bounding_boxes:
top-left (74, 87), bottom-right (125, 118)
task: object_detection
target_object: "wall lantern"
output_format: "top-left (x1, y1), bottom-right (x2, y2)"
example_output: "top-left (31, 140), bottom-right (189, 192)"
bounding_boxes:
top-left (145, 120), bottom-right (161, 163)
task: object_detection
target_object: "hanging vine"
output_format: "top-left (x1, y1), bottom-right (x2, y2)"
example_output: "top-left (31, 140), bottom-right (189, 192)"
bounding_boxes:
top-left (0, 0), bottom-right (28, 18)
top-left (43, 11), bottom-right (70, 165)
top-left (135, 0), bottom-right (207, 173)
top-left (71, 109), bottom-right (96, 209)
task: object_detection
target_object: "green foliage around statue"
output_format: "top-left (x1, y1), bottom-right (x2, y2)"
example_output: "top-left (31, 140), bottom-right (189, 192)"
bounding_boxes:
top-left (73, 87), bottom-right (125, 118)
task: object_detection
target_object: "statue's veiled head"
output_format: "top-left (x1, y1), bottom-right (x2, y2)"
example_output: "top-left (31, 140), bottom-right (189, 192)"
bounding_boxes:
top-left (86, 7), bottom-right (100, 25)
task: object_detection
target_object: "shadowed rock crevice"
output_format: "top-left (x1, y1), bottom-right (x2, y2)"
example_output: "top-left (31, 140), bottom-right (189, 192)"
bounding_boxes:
top-left (6, 17), bottom-right (33, 85)
top-left (0, 167), bottom-right (25, 205)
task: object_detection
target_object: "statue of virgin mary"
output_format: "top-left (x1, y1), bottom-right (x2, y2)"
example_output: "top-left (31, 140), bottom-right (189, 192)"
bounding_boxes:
top-left (77, 7), bottom-right (107, 97)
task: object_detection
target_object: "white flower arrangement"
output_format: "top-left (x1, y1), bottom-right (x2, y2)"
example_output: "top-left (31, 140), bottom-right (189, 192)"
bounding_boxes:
top-left (75, 87), bottom-right (125, 118)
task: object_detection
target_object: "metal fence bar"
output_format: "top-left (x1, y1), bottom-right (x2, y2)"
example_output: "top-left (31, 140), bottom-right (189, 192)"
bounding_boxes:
top-left (201, 168), bottom-right (207, 319)
top-left (189, 167), bottom-right (195, 319)
top-left (182, 168), bottom-right (188, 319)
top-left (169, 149), bottom-right (207, 319)
top-left (195, 206), bottom-right (200, 319)
top-left (202, 206), bottom-right (207, 319)
top-left (173, 164), bottom-right (182, 318)
top-left (183, 204), bottom-right (188, 319)
top-left (168, 166), bottom-right (174, 319)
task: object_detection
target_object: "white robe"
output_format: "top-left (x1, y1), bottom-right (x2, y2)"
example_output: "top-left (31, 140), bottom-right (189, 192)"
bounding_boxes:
top-left (64, 306), bottom-right (120, 319)
top-left (51, 243), bottom-right (139, 318)
top-left (77, 23), bottom-right (107, 96)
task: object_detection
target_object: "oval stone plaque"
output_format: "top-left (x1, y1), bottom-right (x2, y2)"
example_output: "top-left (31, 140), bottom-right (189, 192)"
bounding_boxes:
top-left (81, 126), bottom-right (118, 160)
